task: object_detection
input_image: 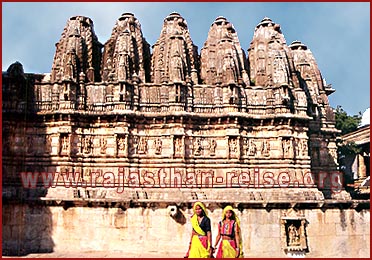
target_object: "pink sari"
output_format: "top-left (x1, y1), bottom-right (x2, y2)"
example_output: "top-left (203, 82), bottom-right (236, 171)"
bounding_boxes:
top-left (216, 221), bottom-right (238, 258)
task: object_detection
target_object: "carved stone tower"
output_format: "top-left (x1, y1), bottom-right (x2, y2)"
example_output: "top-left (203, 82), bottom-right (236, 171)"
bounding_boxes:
top-left (289, 40), bottom-right (340, 196)
top-left (101, 13), bottom-right (150, 107)
top-left (200, 16), bottom-right (249, 109)
top-left (51, 16), bottom-right (102, 83)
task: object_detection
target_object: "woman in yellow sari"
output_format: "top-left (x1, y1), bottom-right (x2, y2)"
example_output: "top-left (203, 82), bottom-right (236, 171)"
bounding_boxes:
top-left (185, 202), bottom-right (212, 258)
top-left (213, 206), bottom-right (243, 258)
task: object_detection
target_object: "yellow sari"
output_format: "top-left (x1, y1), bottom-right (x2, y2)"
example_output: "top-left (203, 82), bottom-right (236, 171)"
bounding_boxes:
top-left (188, 202), bottom-right (211, 258)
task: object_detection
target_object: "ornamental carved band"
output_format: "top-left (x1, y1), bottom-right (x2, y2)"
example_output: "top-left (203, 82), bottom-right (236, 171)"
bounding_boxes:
top-left (2, 13), bottom-right (340, 189)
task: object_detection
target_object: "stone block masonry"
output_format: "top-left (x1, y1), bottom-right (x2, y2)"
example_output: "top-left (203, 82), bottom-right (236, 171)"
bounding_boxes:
top-left (2, 12), bottom-right (368, 257)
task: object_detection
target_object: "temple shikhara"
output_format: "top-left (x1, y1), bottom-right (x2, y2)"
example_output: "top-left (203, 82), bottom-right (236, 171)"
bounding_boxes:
top-left (2, 13), bottom-right (370, 257)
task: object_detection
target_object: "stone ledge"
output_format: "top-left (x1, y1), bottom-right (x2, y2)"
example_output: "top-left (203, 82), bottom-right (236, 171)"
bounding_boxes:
top-left (3, 186), bottom-right (369, 211)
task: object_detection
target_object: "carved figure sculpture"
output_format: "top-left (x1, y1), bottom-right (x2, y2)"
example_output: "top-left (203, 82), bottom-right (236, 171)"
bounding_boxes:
top-left (174, 138), bottom-right (183, 156)
top-left (210, 139), bottom-right (217, 156)
top-left (83, 136), bottom-right (93, 154)
top-left (62, 136), bottom-right (69, 152)
top-left (229, 138), bottom-right (238, 157)
top-left (194, 138), bottom-right (202, 156)
top-left (154, 138), bottom-right (162, 155)
top-left (100, 137), bottom-right (107, 154)
top-left (248, 140), bottom-right (257, 156)
top-left (118, 136), bottom-right (126, 151)
top-left (288, 224), bottom-right (300, 246)
top-left (171, 51), bottom-right (184, 82)
top-left (261, 140), bottom-right (270, 157)
top-left (138, 137), bottom-right (148, 154)
top-left (117, 53), bottom-right (129, 81)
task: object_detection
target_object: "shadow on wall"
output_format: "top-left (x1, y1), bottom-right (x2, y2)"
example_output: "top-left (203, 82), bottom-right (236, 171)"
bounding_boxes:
top-left (2, 62), bottom-right (55, 256)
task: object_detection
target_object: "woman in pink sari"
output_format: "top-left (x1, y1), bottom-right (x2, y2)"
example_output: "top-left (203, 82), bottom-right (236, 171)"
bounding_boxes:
top-left (213, 206), bottom-right (243, 258)
top-left (185, 202), bottom-right (213, 258)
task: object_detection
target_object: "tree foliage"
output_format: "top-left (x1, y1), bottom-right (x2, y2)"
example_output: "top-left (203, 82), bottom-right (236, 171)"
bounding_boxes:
top-left (334, 105), bottom-right (362, 135)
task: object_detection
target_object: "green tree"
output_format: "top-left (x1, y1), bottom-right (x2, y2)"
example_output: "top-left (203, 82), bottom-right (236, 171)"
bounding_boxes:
top-left (335, 106), bottom-right (363, 172)
top-left (334, 105), bottom-right (362, 135)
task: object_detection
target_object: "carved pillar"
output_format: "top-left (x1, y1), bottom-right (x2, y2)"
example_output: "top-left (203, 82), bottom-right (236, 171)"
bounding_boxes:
top-left (191, 69), bottom-right (198, 84)
top-left (186, 82), bottom-right (193, 112)
top-left (237, 136), bottom-right (241, 159)
top-left (77, 72), bottom-right (86, 110)
top-left (133, 75), bottom-right (140, 111)
top-left (106, 83), bottom-right (114, 103)
top-left (52, 83), bottom-right (60, 110)
top-left (124, 134), bottom-right (129, 157)
top-left (358, 154), bottom-right (367, 179)
top-left (181, 136), bottom-right (185, 158)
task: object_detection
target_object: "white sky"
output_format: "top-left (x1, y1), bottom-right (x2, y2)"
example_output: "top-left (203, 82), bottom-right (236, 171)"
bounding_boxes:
top-left (2, 2), bottom-right (370, 116)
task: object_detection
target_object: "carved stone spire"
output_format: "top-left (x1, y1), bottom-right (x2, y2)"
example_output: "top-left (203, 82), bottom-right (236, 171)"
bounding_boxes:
top-left (51, 16), bottom-right (103, 83)
top-left (289, 40), bottom-right (335, 122)
top-left (200, 16), bottom-right (249, 86)
top-left (101, 13), bottom-right (150, 83)
top-left (248, 17), bottom-right (293, 88)
top-left (151, 12), bottom-right (198, 84)
top-left (247, 18), bottom-right (309, 115)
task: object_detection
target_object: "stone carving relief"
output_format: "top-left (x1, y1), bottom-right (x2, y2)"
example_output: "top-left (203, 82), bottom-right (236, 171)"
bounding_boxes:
top-left (288, 224), bottom-right (300, 246)
top-left (2, 15), bottom-right (341, 196)
top-left (174, 137), bottom-right (183, 157)
top-left (44, 135), bottom-right (53, 154)
top-left (328, 146), bottom-right (338, 165)
top-left (192, 137), bottom-right (220, 157)
top-left (117, 50), bottom-right (130, 82)
top-left (194, 137), bottom-right (203, 156)
top-left (296, 139), bottom-right (308, 158)
top-left (154, 138), bottom-right (162, 155)
top-left (170, 50), bottom-right (185, 82)
top-left (261, 139), bottom-right (270, 157)
top-left (200, 16), bottom-right (249, 86)
top-left (60, 134), bottom-right (70, 155)
top-left (209, 139), bottom-right (217, 156)
top-left (229, 137), bottom-right (239, 158)
top-left (247, 139), bottom-right (257, 156)
top-left (151, 12), bottom-right (198, 84)
top-left (141, 87), bottom-right (161, 104)
top-left (137, 136), bottom-right (148, 154)
top-left (51, 16), bottom-right (102, 83)
top-left (101, 13), bottom-right (150, 83)
top-left (221, 53), bottom-right (238, 84)
top-left (117, 135), bottom-right (127, 157)
top-left (82, 135), bottom-right (93, 154)
top-left (100, 137), bottom-right (107, 155)
top-left (195, 87), bottom-right (214, 105)
top-left (271, 50), bottom-right (289, 86)
top-left (289, 40), bottom-right (336, 126)
top-left (282, 138), bottom-right (293, 158)
top-left (281, 209), bottom-right (309, 256)
top-left (296, 91), bottom-right (307, 108)
top-left (247, 90), bottom-right (266, 106)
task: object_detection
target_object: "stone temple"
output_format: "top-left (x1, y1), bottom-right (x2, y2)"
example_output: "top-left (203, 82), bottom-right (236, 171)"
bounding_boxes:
top-left (2, 13), bottom-right (370, 257)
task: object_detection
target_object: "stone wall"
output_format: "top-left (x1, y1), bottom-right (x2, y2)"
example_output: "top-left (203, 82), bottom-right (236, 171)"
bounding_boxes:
top-left (3, 204), bottom-right (369, 257)
top-left (2, 11), bottom-right (368, 258)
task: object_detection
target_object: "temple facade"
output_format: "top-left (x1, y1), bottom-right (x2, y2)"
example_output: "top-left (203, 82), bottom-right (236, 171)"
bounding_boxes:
top-left (2, 13), bottom-right (369, 257)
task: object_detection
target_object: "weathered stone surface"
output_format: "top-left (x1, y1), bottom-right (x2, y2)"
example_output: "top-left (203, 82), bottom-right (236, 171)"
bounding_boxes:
top-left (2, 204), bottom-right (369, 257)
top-left (2, 12), bottom-right (368, 257)
top-left (50, 16), bottom-right (103, 83)
top-left (101, 13), bottom-right (150, 84)
top-left (200, 16), bottom-right (249, 86)
top-left (151, 12), bottom-right (198, 85)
